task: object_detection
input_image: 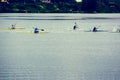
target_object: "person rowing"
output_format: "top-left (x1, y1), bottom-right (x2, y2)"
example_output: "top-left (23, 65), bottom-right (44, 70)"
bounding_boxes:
top-left (92, 26), bottom-right (100, 32)
top-left (73, 22), bottom-right (79, 30)
top-left (112, 26), bottom-right (120, 32)
top-left (92, 27), bottom-right (97, 32)
top-left (34, 27), bottom-right (45, 33)
top-left (34, 27), bottom-right (39, 33)
top-left (11, 24), bottom-right (16, 29)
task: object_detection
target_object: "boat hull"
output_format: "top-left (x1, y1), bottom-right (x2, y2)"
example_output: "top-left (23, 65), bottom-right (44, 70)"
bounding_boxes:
top-left (0, 28), bottom-right (25, 30)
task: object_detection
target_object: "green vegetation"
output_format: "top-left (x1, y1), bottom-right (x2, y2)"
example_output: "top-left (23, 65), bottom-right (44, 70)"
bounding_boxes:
top-left (0, 0), bottom-right (120, 13)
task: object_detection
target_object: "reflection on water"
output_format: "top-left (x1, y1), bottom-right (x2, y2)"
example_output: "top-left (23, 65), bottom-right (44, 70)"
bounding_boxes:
top-left (0, 13), bottom-right (120, 80)
top-left (0, 65), bottom-right (118, 80)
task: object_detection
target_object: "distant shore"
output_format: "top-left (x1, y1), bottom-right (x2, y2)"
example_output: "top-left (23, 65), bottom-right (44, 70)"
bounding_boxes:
top-left (0, 1), bottom-right (120, 13)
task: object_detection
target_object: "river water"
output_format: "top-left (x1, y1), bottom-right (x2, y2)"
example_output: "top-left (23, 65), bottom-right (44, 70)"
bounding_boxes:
top-left (0, 13), bottom-right (120, 80)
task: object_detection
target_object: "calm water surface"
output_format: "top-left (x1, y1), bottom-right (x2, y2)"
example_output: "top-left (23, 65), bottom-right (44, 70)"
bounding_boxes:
top-left (0, 13), bottom-right (120, 80)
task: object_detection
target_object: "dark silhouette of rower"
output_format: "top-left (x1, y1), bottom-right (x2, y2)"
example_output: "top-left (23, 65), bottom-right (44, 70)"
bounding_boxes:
top-left (73, 22), bottom-right (78, 30)
top-left (92, 27), bottom-right (97, 32)
top-left (11, 24), bottom-right (15, 29)
top-left (34, 27), bottom-right (39, 33)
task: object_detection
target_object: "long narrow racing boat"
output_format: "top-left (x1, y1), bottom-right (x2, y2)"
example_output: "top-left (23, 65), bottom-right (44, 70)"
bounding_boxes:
top-left (0, 27), bottom-right (25, 30)
top-left (84, 30), bottom-right (108, 32)
top-left (24, 31), bottom-right (49, 34)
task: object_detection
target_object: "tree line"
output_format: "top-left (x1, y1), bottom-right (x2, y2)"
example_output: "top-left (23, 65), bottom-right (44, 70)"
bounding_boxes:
top-left (0, 0), bottom-right (120, 13)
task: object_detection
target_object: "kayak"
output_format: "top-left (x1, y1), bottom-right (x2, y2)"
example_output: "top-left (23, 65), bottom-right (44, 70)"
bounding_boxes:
top-left (0, 27), bottom-right (25, 30)
top-left (24, 31), bottom-right (49, 34)
top-left (84, 30), bottom-right (108, 32)
top-left (109, 31), bottom-right (120, 33)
